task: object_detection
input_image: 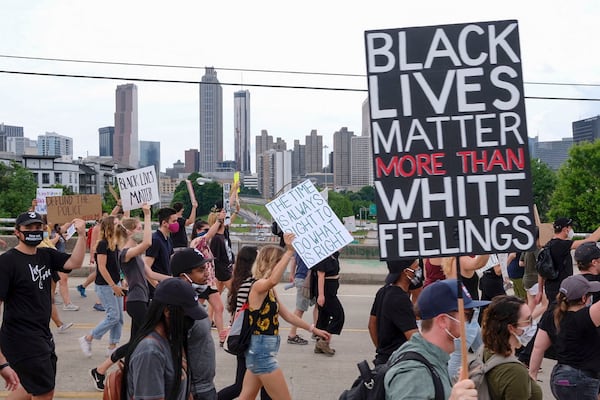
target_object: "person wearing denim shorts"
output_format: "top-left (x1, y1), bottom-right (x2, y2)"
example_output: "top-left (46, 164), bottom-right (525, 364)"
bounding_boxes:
top-left (287, 254), bottom-right (316, 345)
top-left (239, 234), bottom-right (330, 400)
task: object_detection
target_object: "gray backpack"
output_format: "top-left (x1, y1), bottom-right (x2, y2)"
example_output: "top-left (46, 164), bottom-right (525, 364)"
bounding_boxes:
top-left (468, 346), bottom-right (524, 400)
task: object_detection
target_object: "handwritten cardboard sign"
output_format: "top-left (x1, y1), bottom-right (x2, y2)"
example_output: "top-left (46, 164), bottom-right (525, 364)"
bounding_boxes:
top-left (116, 166), bottom-right (160, 211)
top-left (46, 194), bottom-right (103, 224)
top-left (266, 180), bottom-right (353, 268)
top-left (36, 188), bottom-right (63, 214)
top-left (365, 20), bottom-right (536, 259)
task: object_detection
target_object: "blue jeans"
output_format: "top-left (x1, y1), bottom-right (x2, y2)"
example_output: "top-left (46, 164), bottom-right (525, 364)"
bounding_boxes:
top-left (551, 364), bottom-right (600, 400)
top-left (91, 284), bottom-right (123, 344)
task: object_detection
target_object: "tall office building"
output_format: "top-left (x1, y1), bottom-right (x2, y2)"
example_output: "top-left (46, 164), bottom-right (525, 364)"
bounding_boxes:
top-left (351, 135), bottom-right (373, 187)
top-left (361, 98), bottom-right (371, 137)
top-left (234, 90), bottom-right (251, 174)
top-left (37, 132), bottom-right (73, 157)
top-left (113, 84), bottom-right (139, 167)
top-left (0, 123), bottom-right (24, 152)
top-left (532, 137), bottom-right (573, 170)
top-left (139, 140), bottom-right (160, 175)
top-left (199, 67), bottom-right (223, 172)
top-left (7, 137), bottom-right (37, 155)
top-left (257, 149), bottom-right (292, 199)
top-left (573, 115), bottom-right (600, 144)
top-left (305, 129), bottom-right (323, 173)
top-left (333, 127), bottom-right (355, 188)
top-left (99, 126), bottom-right (114, 157)
top-left (292, 139), bottom-right (305, 185)
top-left (256, 130), bottom-right (273, 172)
top-left (184, 149), bottom-right (200, 173)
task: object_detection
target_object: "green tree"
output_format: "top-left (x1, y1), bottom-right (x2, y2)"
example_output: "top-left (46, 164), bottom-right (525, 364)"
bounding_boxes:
top-left (171, 172), bottom-right (222, 219)
top-left (0, 162), bottom-right (37, 217)
top-left (530, 158), bottom-right (557, 222)
top-left (51, 184), bottom-right (75, 195)
top-left (549, 141), bottom-right (600, 231)
top-left (328, 191), bottom-right (353, 220)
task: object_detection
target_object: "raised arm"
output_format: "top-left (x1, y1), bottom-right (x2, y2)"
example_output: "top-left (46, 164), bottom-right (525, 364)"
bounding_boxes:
top-left (63, 219), bottom-right (87, 270)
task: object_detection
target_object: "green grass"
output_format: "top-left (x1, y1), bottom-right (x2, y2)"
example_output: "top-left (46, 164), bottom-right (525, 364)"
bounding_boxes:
top-left (244, 204), bottom-right (272, 221)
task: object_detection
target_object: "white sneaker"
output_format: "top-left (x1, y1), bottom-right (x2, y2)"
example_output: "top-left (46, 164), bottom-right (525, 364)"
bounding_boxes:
top-left (63, 303), bottom-right (79, 311)
top-left (57, 322), bottom-right (74, 333)
top-left (79, 336), bottom-right (92, 357)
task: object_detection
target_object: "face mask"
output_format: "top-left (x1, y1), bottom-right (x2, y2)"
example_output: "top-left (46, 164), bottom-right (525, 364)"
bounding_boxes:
top-left (43, 231), bottom-right (49, 239)
top-left (19, 230), bottom-right (44, 247)
top-left (197, 230), bottom-right (207, 237)
top-left (131, 232), bottom-right (144, 244)
top-left (406, 267), bottom-right (424, 289)
top-left (514, 322), bottom-right (537, 347)
top-left (444, 314), bottom-right (460, 340)
top-left (183, 273), bottom-right (208, 294)
top-left (168, 222), bottom-right (180, 234)
top-left (567, 229), bottom-right (575, 239)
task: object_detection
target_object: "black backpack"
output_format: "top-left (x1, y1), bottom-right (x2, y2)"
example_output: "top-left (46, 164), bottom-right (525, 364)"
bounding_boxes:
top-left (536, 245), bottom-right (559, 280)
top-left (338, 351), bottom-right (444, 400)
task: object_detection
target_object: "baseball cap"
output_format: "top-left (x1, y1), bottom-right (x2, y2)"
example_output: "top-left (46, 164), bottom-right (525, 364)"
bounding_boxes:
top-left (553, 217), bottom-right (573, 231)
top-left (574, 242), bottom-right (600, 264)
top-left (385, 259), bottom-right (417, 284)
top-left (417, 279), bottom-right (490, 320)
top-left (170, 248), bottom-right (213, 277)
top-left (559, 275), bottom-right (600, 301)
top-left (153, 278), bottom-right (207, 320)
top-left (15, 211), bottom-right (44, 227)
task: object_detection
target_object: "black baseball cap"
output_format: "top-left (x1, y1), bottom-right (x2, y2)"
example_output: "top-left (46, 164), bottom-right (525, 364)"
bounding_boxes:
top-left (170, 248), bottom-right (213, 277)
top-left (574, 242), bottom-right (600, 264)
top-left (385, 259), bottom-right (417, 284)
top-left (553, 217), bottom-right (573, 231)
top-left (153, 278), bottom-right (207, 320)
top-left (15, 211), bottom-right (44, 227)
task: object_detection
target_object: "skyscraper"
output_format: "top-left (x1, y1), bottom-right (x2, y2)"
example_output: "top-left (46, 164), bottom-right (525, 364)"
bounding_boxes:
top-left (573, 115), bottom-right (600, 144)
top-left (234, 90), bottom-right (251, 174)
top-left (199, 67), bottom-right (223, 172)
top-left (333, 127), bottom-right (354, 188)
top-left (184, 149), bottom-right (200, 173)
top-left (351, 135), bottom-right (373, 187)
top-left (0, 123), bottom-right (24, 152)
top-left (139, 140), bottom-right (161, 175)
top-left (99, 126), bottom-right (114, 157)
top-left (305, 129), bottom-right (323, 173)
top-left (37, 132), bottom-right (73, 157)
top-left (113, 84), bottom-right (139, 167)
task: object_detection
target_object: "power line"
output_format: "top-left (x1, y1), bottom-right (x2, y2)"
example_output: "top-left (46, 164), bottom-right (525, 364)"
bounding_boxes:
top-left (2, 69), bottom-right (600, 101)
top-left (3, 53), bottom-right (600, 88)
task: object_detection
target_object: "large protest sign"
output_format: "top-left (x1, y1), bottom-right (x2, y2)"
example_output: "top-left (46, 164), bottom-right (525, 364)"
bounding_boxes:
top-left (36, 188), bottom-right (63, 214)
top-left (266, 180), bottom-right (354, 268)
top-left (47, 194), bottom-right (102, 224)
top-left (365, 20), bottom-right (536, 259)
top-left (116, 166), bottom-right (160, 211)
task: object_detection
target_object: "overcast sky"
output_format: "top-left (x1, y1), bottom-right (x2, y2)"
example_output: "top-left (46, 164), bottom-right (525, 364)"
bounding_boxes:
top-left (2, 0), bottom-right (600, 172)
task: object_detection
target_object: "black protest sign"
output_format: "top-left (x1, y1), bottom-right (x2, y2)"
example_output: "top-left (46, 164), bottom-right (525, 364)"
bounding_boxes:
top-left (364, 20), bottom-right (536, 259)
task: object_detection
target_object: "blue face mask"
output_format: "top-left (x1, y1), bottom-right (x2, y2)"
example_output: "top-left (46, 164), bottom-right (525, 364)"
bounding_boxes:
top-left (197, 230), bottom-right (208, 237)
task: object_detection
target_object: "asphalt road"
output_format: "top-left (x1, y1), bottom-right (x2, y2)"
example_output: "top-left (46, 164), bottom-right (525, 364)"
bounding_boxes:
top-left (0, 278), bottom-right (556, 399)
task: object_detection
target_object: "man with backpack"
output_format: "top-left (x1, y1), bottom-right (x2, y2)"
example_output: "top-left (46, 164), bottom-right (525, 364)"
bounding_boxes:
top-left (384, 279), bottom-right (487, 400)
top-left (537, 217), bottom-right (600, 305)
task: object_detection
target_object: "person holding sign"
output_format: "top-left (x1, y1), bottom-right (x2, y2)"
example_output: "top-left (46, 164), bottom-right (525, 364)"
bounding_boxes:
top-left (171, 200), bottom-right (198, 250)
top-left (384, 279), bottom-right (487, 400)
top-left (0, 211), bottom-right (87, 399)
top-left (239, 233), bottom-right (330, 400)
top-left (79, 216), bottom-right (125, 358)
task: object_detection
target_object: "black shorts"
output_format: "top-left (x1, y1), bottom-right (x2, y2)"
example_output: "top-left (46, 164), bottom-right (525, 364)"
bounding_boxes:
top-left (214, 264), bottom-right (232, 282)
top-left (11, 352), bottom-right (57, 395)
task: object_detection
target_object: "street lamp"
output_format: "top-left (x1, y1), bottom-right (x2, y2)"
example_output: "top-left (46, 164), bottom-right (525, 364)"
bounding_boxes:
top-left (196, 177), bottom-right (213, 186)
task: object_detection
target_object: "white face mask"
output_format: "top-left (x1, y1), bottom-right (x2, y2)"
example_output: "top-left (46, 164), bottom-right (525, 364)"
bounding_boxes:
top-left (513, 323), bottom-right (537, 347)
top-left (567, 229), bottom-right (575, 239)
top-left (444, 314), bottom-right (460, 340)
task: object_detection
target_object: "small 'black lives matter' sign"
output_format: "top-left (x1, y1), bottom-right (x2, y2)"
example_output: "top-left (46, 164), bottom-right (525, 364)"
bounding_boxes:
top-left (364, 20), bottom-right (536, 259)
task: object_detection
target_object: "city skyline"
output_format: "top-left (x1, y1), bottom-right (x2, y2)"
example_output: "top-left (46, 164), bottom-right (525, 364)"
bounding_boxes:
top-left (2, 1), bottom-right (600, 171)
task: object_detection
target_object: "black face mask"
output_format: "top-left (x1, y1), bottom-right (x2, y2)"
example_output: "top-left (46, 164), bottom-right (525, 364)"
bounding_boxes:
top-left (407, 267), bottom-right (424, 290)
top-left (19, 229), bottom-right (44, 247)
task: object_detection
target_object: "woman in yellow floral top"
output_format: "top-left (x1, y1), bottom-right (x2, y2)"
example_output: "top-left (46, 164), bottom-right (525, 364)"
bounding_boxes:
top-left (239, 233), bottom-right (330, 400)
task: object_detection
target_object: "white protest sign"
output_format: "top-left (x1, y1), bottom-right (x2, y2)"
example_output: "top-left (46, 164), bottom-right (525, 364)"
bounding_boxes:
top-left (36, 188), bottom-right (63, 214)
top-left (116, 166), bottom-right (160, 211)
top-left (266, 179), bottom-right (353, 268)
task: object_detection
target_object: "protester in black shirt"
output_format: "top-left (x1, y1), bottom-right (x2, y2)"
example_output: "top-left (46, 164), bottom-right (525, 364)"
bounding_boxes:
top-left (0, 211), bottom-right (87, 398)
top-left (171, 200), bottom-right (198, 250)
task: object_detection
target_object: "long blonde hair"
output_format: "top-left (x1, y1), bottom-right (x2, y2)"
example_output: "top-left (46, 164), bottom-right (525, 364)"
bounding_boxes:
top-left (252, 245), bottom-right (285, 279)
top-left (441, 257), bottom-right (455, 278)
top-left (97, 216), bottom-right (124, 251)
